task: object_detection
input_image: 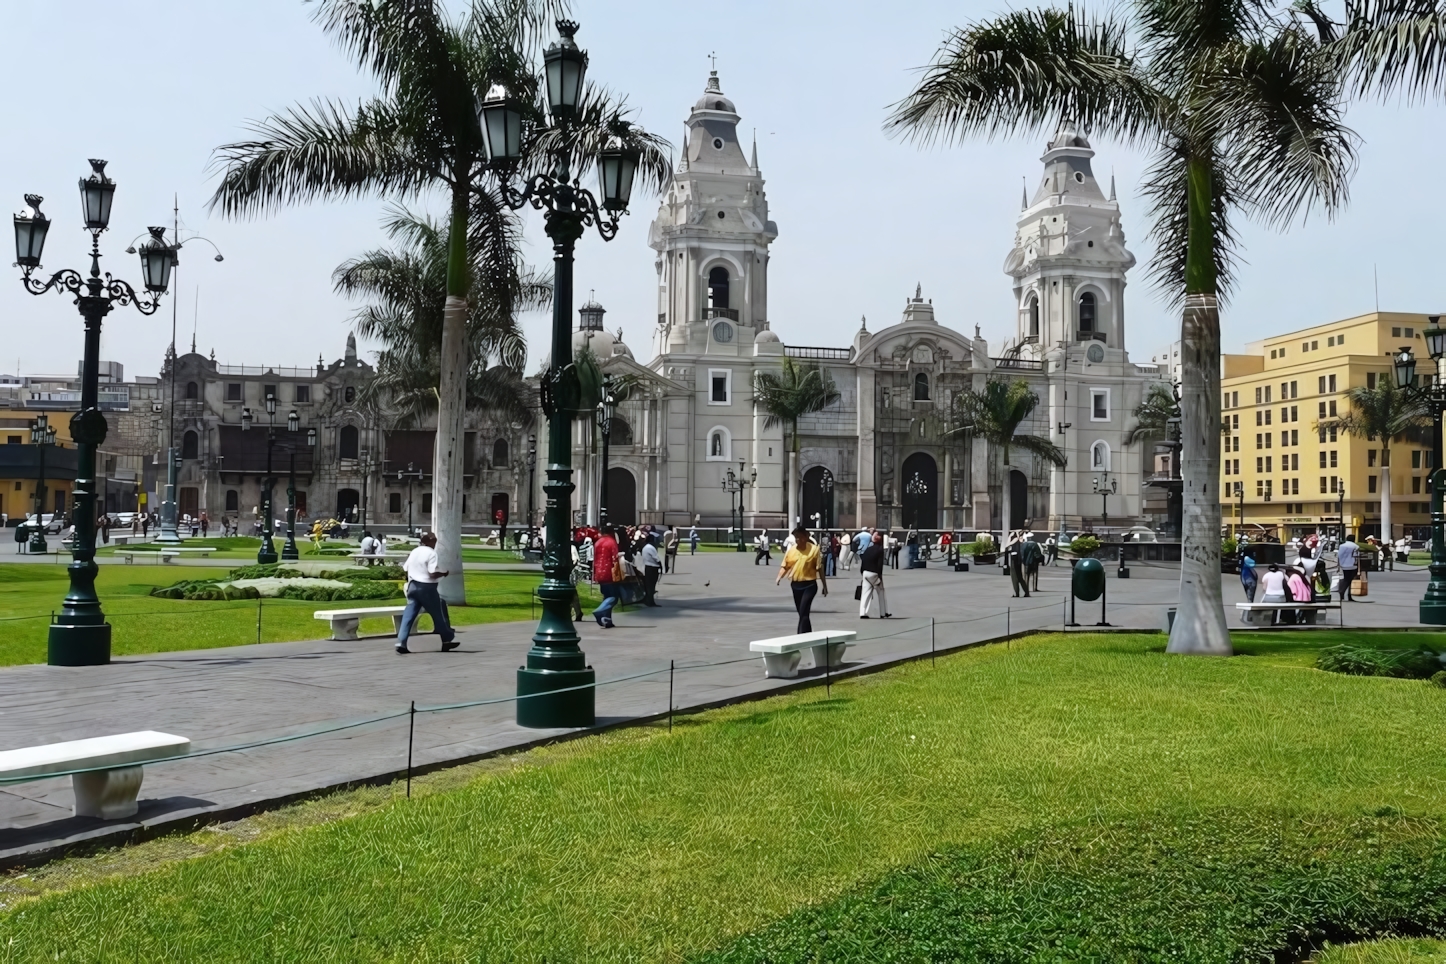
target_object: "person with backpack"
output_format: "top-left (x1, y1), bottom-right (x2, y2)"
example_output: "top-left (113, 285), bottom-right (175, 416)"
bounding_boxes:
top-left (1021, 532), bottom-right (1044, 592)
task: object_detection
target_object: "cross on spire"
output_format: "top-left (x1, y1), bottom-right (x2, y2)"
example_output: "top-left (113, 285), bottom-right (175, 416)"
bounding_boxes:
top-left (708, 51), bottom-right (717, 71)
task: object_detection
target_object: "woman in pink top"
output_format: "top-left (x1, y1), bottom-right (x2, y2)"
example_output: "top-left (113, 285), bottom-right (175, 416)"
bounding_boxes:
top-left (1285, 567), bottom-right (1314, 625)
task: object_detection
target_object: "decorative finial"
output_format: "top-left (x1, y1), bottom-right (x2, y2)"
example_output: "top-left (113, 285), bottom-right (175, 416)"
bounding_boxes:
top-left (750, 128), bottom-right (758, 170)
top-left (1109, 169), bottom-right (1116, 201)
top-left (975, 324), bottom-right (982, 338)
top-left (859, 315), bottom-right (868, 331)
top-left (915, 283), bottom-right (922, 300)
top-left (1021, 177), bottom-right (1028, 210)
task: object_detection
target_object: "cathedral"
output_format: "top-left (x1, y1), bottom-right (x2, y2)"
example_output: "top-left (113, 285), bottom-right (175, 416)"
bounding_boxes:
top-left (557, 71), bottom-right (1166, 535)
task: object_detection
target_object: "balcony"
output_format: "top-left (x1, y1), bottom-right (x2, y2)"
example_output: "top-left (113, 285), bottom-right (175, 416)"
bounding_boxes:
top-left (993, 356), bottom-right (1043, 371)
top-left (703, 307), bottom-right (739, 321)
top-left (1076, 331), bottom-right (1107, 343)
top-left (785, 346), bottom-right (852, 361)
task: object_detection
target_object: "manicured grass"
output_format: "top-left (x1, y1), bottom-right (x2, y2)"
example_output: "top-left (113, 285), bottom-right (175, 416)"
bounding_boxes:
top-left (4, 632), bottom-right (1446, 960)
top-left (0, 563), bottom-right (577, 665)
top-left (1318, 939), bottom-right (1446, 962)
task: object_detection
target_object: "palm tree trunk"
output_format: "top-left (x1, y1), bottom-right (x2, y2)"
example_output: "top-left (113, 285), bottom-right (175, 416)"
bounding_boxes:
top-left (1168, 155), bottom-right (1232, 656)
top-left (1381, 448), bottom-right (1392, 546)
top-left (788, 425), bottom-right (800, 530)
top-left (999, 458), bottom-right (1012, 543)
top-left (432, 189), bottom-right (469, 605)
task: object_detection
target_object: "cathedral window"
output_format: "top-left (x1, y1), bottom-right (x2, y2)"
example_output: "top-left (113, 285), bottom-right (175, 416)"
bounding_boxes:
top-left (181, 430), bottom-right (199, 460)
top-left (185, 381), bottom-right (199, 400)
top-left (1090, 388), bottom-right (1110, 421)
top-left (708, 267), bottom-right (730, 310)
top-left (493, 438), bottom-right (509, 467)
top-left (708, 369), bottom-right (732, 405)
top-left (339, 425), bottom-right (359, 460)
top-left (1078, 292), bottom-right (1097, 333)
top-left (705, 426), bottom-right (731, 461)
top-left (1091, 441), bottom-right (1110, 470)
top-left (1028, 296), bottom-right (1039, 338)
top-left (610, 417), bottom-right (634, 446)
top-left (913, 373), bottom-right (930, 401)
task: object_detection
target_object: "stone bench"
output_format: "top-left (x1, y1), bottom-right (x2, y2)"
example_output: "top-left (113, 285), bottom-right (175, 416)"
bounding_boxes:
top-left (350, 552), bottom-right (390, 566)
top-left (749, 630), bottom-right (857, 679)
top-left (1236, 601), bottom-right (1342, 626)
top-left (119, 546), bottom-right (214, 565)
top-left (314, 605), bottom-right (439, 641)
top-left (0, 730), bottom-right (190, 820)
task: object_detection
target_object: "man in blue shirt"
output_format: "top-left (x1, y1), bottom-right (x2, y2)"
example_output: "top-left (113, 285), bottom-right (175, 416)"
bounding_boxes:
top-left (1336, 536), bottom-right (1359, 601)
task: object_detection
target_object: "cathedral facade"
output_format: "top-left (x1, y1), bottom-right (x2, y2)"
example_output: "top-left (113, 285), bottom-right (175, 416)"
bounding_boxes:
top-left (560, 73), bottom-right (1165, 535)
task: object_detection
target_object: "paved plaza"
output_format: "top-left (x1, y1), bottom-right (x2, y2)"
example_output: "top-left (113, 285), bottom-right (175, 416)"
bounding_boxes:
top-left (0, 549), bottom-right (1432, 863)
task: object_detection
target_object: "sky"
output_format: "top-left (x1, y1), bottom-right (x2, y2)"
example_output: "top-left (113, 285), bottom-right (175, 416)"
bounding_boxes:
top-left (2, 0), bottom-right (1443, 382)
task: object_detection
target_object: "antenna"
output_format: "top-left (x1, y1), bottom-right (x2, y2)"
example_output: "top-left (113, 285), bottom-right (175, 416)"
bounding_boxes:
top-left (1374, 263), bottom-right (1379, 312)
top-left (192, 287), bottom-right (199, 354)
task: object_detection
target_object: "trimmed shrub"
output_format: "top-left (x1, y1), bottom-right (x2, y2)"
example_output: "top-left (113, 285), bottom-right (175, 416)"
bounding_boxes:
top-left (150, 580), bottom-right (260, 601)
top-left (226, 564), bottom-right (304, 580)
top-left (1317, 644), bottom-right (1443, 680)
top-left (275, 580), bottom-right (401, 602)
top-left (1069, 534), bottom-right (1102, 557)
top-left (319, 565), bottom-right (406, 582)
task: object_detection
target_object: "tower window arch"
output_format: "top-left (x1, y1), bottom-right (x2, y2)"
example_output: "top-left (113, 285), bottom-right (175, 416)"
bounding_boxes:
top-left (914, 372), bottom-right (930, 401)
top-left (1028, 295), bottom-right (1040, 338)
top-left (610, 417), bottom-right (634, 446)
top-left (225, 489), bottom-right (239, 512)
top-left (1078, 292), bottom-right (1097, 333)
top-left (492, 438), bottom-right (509, 467)
top-left (181, 430), bottom-right (199, 460)
top-left (708, 266), bottom-right (730, 310)
top-left (1091, 440), bottom-right (1111, 470)
top-left (185, 381), bottom-right (198, 400)
top-left (339, 425), bottom-right (359, 460)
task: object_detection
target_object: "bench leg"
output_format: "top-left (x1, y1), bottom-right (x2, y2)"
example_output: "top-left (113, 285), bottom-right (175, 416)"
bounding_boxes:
top-left (809, 641), bottom-right (850, 669)
top-left (73, 765), bottom-right (144, 820)
top-left (762, 651), bottom-right (802, 679)
top-left (331, 617), bottom-right (361, 641)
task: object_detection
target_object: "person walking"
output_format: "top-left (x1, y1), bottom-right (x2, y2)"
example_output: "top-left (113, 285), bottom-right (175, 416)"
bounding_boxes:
top-left (1240, 553), bottom-right (1258, 604)
top-left (591, 525), bottom-right (621, 628)
top-left (1337, 535), bottom-right (1360, 601)
top-left (200, 511), bottom-right (209, 538)
top-left (689, 522), bottom-right (699, 555)
top-left (826, 532), bottom-right (839, 577)
top-left (754, 528), bottom-right (773, 565)
top-left (1022, 531), bottom-right (1043, 592)
top-left (99, 514), bottom-right (110, 545)
top-left (1005, 531), bottom-right (1029, 598)
top-left (776, 524), bottom-right (827, 634)
top-left (395, 532), bottom-right (457, 654)
top-left (664, 525), bottom-right (679, 574)
top-left (859, 530), bottom-right (891, 619)
top-left (640, 537), bottom-right (662, 607)
top-left (888, 532), bottom-right (901, 569)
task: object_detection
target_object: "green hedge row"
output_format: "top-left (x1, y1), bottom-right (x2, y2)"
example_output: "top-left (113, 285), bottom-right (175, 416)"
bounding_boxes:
top-left (1317, 644), bottom-right (1446, 680)
top-left (695, 812), bottom-right (1446, 964)
top-left (274, 580), bottom-right (401, 602)
top-left (149, 580), bottom-right (260, 601)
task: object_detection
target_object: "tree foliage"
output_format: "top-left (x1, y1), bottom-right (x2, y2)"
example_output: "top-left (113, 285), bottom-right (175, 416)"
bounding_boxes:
top-left (752, 359), bottom-right (842, 453)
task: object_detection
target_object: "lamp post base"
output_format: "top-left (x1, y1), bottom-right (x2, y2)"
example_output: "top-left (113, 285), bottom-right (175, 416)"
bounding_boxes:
top-left (48, 621), bottom-right (111, 666)
top-left (257, 547), bottom-right (279, 565)
top-left (1422, 600), bottom-right (1446, 625)
top-left (516, 664), bottom-right (596, 728)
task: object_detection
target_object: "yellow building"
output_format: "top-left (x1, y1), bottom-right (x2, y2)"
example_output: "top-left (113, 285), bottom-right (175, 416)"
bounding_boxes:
top-left (0, 410), bottom-right (75, 525)
top-left (1220, 311), bottom-right (1436, 541)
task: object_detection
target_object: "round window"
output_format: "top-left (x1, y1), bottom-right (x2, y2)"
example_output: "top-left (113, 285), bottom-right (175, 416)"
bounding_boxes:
top-left (712, 321), bottom-right (734, 343)
top-left (717, 210), bottom-right (726, 219)
top-left (1087, 343), bottom-right (1105, 363)
top-left (712, 137), bottom-right (724, 150)
top-left (1074, 171), bottom-right (1085, 183)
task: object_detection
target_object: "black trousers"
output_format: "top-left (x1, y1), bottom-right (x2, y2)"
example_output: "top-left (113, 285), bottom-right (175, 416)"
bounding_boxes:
top-left (791, 579), bottom-right (818, 634)
top-left (643, 565), bottom-right (661, 605)
top-left (1341, 568), bottom-right (1358, 600)
top-left (664, 550), bottom-right (676, 573)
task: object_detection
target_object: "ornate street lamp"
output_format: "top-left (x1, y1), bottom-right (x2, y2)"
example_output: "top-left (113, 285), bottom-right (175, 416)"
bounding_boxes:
top-left (526, 433), bottom-right (537, 527)
top-left (905, 472), bottom-right (928, 529)
top-left (280, 415), bottom-right (310, 562)
top-left (820, 468), bottom-right (834, 530)
top-left (13, 162), bottom-right (174, 665)
top-left (27, 414), bottom-right (58, 553)
top-left (595, 376), bottom-right (616, 527)
top-left (1394, 322), bottom-right (1446, 622)
top-left (399, 462), bottom-right (425, 536)
top-left (242, 393), bottom-right (284, 563)
top-left (479, 20), bottom-right (644, 728)
top-left (721, 459), bottom-right (757, 551)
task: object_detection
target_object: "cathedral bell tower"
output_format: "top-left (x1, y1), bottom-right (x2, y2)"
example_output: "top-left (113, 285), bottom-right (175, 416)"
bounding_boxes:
top-left (649, 70), bottom-right (778, 359)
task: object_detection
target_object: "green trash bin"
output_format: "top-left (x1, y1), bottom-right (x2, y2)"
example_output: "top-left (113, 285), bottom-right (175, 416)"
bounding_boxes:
top-left (1072, 557), bottom-right (1105, 602)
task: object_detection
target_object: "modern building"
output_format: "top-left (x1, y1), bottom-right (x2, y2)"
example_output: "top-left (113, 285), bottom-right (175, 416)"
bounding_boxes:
top-left (1219, 311), bottom-right (1437, 540)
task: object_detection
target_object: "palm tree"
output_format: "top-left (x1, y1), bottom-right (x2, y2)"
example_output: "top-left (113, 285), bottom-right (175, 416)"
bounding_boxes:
top-left (889, 3), bottom-right (1358, 654)
top-left (334, 207), bottom-right (545, 427)
top-left (954, 379), bottom-right (1066, 537)
top-left (1323, 380), bottom-right (1431, 545)
top-left (208, 0), bottom-right (668, 604)
top-left (752, 358), bottom-right (841, 528)
top-left (1125, 383), bottom-right (1182, 447)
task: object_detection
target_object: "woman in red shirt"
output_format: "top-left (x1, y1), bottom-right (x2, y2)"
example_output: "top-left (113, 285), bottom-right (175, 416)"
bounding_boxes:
top-left (591, 526), bottom-right (621, 628)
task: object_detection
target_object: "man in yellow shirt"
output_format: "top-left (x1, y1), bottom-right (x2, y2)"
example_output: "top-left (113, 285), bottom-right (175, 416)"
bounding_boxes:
top-left (776, 524), bottom-right (828, 633)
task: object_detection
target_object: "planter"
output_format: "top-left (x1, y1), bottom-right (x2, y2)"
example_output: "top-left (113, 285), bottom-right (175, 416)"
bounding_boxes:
top-left (973, 553), bottom-right (997, 565)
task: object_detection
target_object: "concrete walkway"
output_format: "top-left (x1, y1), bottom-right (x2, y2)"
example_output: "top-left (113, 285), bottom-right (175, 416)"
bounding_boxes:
top-left (0, 549), bottom-right (1431, 864)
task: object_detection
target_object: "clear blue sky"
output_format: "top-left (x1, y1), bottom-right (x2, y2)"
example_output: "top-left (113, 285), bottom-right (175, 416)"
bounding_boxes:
top-left (2, 1), bottom-right (1442, 381)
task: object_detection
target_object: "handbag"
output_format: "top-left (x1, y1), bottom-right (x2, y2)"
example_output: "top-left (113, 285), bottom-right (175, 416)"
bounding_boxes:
top-left (611, 558), bottom-right (625, 583)
top-left (854, 582), bottom-right (863, 601)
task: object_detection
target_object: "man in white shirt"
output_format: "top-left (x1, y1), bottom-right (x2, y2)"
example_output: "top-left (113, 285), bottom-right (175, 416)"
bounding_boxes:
top-left (358, 531), bottom-right (379, 567)
top-left (396, 532), bottom-right (457, 654)
top-left (640, 539), bottom-right (662, 606)
top-left (1336, 537), bottom-right (1360, 601)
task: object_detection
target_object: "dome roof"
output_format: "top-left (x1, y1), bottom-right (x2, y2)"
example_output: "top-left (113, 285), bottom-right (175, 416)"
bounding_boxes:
top-left (755, 329), bottom-right (780, 343)
top-left (693, 71), bottom-right (736, 114)
top-left (572, 326), bottom-right (632, 359)
top-left (1048, 121), bottom-right (1091, 151)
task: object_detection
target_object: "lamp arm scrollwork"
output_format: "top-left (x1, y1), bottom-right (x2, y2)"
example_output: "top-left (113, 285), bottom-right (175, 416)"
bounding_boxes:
top-left (496, 168), bottom-right (621, 242)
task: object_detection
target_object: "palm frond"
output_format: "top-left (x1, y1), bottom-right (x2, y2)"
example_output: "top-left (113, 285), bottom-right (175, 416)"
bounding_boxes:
top-left (886, 7), bottom-right (1158, 146)
top-left (523, 86), bottom-right (674, 200)
top-left (1011, 432), bottom-right (1069, 467)
top-left (1331, 0), bottom-right (1446, 99)
top-left (1124, 381), bottom-right (1181, 444)
top-left (1140, 137), bottom-right (1241, 305)
top-left (752, 359), bottom-right (842, 437)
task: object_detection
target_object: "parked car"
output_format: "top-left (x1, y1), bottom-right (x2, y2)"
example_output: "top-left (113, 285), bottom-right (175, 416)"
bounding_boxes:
top-left (25, 513), bottom-right (63, 534)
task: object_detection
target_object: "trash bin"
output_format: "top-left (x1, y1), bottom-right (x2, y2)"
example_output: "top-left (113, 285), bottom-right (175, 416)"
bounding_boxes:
top-left (1072, 558), bottom-right (1105, 602)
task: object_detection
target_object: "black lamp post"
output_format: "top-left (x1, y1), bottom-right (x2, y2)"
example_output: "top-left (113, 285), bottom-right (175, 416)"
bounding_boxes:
top-left (1394, 326), bottom-right (1446, 623)
top-left (595, 377), bottom-right (616, 528)
top-left (821, 468), bottom-right (834, 530)
top-left (1236, 481), bottom-right (1245, 538)
top-left (359, 447), bottom-right (374, 530)
top-left (28, 414), bottom-right (57, 553)
top-left (722, 459), bottom-right (757, 551)
top-left (526, 433), bottom-right (537, 527)
top-left (1093, 472), bottom-right (1118, 525)
top-left (1337, 484), bottom-right (1347, 542)
top-left (13, 163), bottom-right (175, 665)
top-left (280, 418), bottom-right (314, 561)
top-left (905, 472), bottom-right (928, 529)
top-left (479, 20), bottom-right (642, 728)
top-left (400, 462), bottom-right (424, 536)
top-left (242, 394), bottom-right (282, 564)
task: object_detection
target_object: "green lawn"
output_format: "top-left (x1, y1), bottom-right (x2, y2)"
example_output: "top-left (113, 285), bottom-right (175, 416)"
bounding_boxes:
top-left (4, 632), bottom-right (1446, 960)
top-left (0, 563), bottom-right (578, 665)
top-left (1318, 939), bottom-right (1446, 962)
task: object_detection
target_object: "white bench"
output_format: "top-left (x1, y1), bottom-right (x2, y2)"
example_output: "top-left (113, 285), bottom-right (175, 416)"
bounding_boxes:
top-left (350, 552), bottom-right (390, 566)
top-left (314, 605), bottom-right (430, 640)
top-left (1236, 601), bottom-right (1342, 625)
top-left (749, 630), bottom-right (857, 679)
top-left (0, 730), bottom-right (190, 820)
top-left (119, 546), bottom-right (214, 565)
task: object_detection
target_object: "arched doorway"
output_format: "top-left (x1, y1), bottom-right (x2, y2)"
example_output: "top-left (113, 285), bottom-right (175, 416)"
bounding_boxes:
top-left (606, 467), bottom-right (636, 525)
top-left (490, 492), bottom-right (509, 528)
top-left (899, 452), bottom-right (938, 529)
top-left (801, 465), bottom-right (835, 530)
top-left (1009, 469), bottom-right (1029, 530)
top-left (336, 488), bottom-right (360, 522)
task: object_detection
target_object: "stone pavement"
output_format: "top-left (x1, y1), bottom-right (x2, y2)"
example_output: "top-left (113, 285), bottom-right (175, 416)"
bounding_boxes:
top-left (0, 549), bottom-right (1431, 864)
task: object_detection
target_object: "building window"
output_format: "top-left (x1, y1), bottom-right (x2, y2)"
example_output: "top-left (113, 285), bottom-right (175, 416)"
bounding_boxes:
top-left (1265, 410), bottom-right (1272, 426)
top-left (1320, 477), bottom-right (1328, 493)
top-left (422, 493), bottom-right (432, 515)
top-left (914, 372), bottom-right (930, 401)
top-left (295, 384), bottom-right (311, 403)
top-left (1368, 474), bottom-right (1377, 493)
top-left (181, 430), bottom-right (199, 460)
top-left (339, 425), bottom-right (359, 460)
top-left (1328, 374), bottom-right (1337, 393)
top-left (1078, 292), bottom-right (1097, 333)
top-left (226, 382), bottom-right (242, 402)
top-left (1090, 389), bottom-right (1110, 421)
top-left (1319, 451), bottom-right (1327, 468)
top-left (708, 266), bottom-right (730, 310)
top-left (1414, 450), bottom-right (1423, 469)
top-left (611, 417), bottom-right (634, 446)
top-left (1256, 434), bottom-right (1263, 450)
top-left (1232, 413), bottom-right (1239, 430)
top-left (1265, 456), bottom-right (1273, 472)
top-left (1330, 450), bottom-right (1338, 468)
top-left (225, 489), bottom-right (239, 511)
top-left (1091, 440), bottom-right (1110, 470)
top-left (344, 385), bottom-right (356, 404)
top-left (389, 492), bottom-right (402, 514)
top-left (705, 426), bottom-right (731, 461)
top-left (1367, 372), bottom-right (1377, 389)
top-left (184, 381), bottom-right (198, 401)
top-left (1367, 449), bottom-right (1377, 467)
top-left (263, 384), bottom-right (277, 404)
top-left (708, 369), bottom-right (731, 405)
top-left (1414, 476), bottom-right (1423, 494)
top-left (1028, 296), bottom-right (1040, 338)
top-left (1328, 400), bottom-right (1337, 417)
top-left (1255, 387), bottom-right (1263, 404)
top-left (6, 436), bottom-right (19, 445)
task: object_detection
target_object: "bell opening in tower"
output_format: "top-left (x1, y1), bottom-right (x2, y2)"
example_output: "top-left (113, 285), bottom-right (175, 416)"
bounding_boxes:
top-left (1078, 292), bottom-right (1096, 334)
top-left (708, 267), bottom-right (729, 311)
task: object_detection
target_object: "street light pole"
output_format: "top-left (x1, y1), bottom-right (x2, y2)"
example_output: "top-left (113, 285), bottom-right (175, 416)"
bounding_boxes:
top-left (12, 163), bottom-right (176, 665)
top-left (596, 377), bottom-right (615, 529)
top-left (400, 462), bottom-right (423, 536)
top-left (28, 414), bottom-right (57, 554)
top-left (1393, 330), bottom-right (1446, 623)
top-left (279, 415), bottom-right (311, 562)
top-left (243, 394), bottom-right (281, 564)
top-left (526, 433), bottom-right (537, 527)
top-left (479, 20), bottom-right (645, 728)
